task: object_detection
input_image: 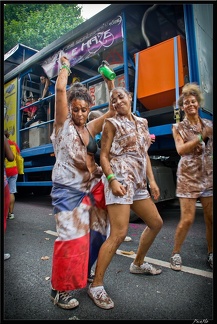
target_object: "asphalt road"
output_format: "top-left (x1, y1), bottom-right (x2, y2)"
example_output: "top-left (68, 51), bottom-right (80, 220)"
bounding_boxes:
top-left (2, 194), bottom-right (213, 321)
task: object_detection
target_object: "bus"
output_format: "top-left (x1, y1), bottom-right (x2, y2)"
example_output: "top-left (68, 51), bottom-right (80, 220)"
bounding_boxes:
top-left (4, 3), bottom-right (213, 207)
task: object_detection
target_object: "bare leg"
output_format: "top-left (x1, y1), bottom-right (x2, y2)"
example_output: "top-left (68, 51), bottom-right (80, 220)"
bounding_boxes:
top-left (91, 204), bottom-right (130, 287)
top-left (172, 198), bottom-right (196, 255)
top-left (131, 198), bottom-right (163, 266)
top-left (200, 196), bottom-right (213, 254)
top-left (89, 200), bottom-right (163, 309)
top-left (9, 193), bottom-right (15, 214)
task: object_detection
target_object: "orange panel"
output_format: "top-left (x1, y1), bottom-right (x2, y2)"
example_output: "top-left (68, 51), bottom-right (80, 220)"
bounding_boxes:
top-left (136, 36), bottom-right (188, 110)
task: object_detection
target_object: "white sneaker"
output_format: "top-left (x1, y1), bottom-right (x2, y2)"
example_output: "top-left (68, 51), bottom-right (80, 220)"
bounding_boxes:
top-left (130, 262), bottom-right (162, 275)
top-left (170, 253), bottom-right (182, 271)
top-left (4, 253), bottom-right (10, 261)
top-left (88, 284), bottom-right (114, 309)
top-left (124, 236), bottom-right (132, 242)
top-left (9, 213), bottom-right (15, 219)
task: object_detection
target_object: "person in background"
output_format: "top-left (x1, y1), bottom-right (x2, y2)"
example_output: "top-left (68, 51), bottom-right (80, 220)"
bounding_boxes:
top-left (4, 135), bottom-right (15, 260)
top-left (24, 99), bottom-right (47, 128)
top-left (49, 55), bottom-right (116, 310)
top-left (170, 83), bottom-right (213, 271)
top-left (39, 75), bottom-right (56, 100)
top-left (4, 131), bottom-right (21, 220)
top-left (22, 95), bottom-right (38, 127)
top-left (39, 74), bottom-right (56, 120)
top-left (88, 87), bottom-right (163, 309)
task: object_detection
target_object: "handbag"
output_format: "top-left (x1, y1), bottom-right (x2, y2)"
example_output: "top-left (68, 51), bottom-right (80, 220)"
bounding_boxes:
top-left (16, 153), bottom-right (24, 174)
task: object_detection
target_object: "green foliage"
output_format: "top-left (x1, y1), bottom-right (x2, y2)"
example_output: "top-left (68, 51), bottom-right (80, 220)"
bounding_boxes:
top-left (4, 3), bottom-right (85, 53)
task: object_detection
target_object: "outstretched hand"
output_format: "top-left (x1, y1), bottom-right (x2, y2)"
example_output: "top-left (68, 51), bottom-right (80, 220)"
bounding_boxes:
top-left (60, 56), bottom-right (70, 66)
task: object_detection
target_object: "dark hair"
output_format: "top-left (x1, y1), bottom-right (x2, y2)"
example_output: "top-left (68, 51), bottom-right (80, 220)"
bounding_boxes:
top-left (40, 75), bottom-right (48, 80)
top-left (67, 82), bottom-right (93, 106)
top-left (110, 87), bottom-right (132, 98)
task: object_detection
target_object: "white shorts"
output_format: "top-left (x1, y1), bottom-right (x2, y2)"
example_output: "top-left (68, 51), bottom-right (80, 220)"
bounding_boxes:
top-left (103, 175), bottom-right (150, 205)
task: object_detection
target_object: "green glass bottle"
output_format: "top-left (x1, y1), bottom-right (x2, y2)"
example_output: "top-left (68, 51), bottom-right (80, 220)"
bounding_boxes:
top-left (98, 60), bottom-right (116, 80)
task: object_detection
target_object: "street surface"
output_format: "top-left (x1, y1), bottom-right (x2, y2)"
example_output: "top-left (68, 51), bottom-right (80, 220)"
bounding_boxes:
top-left (3, 194), bottom-right (213, 321)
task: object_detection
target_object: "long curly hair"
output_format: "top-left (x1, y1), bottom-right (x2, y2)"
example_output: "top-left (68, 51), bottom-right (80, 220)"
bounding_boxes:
top-left (177, 83), bottom-right (204, 108)
top-left (67, 82), bottom-right (93, 107)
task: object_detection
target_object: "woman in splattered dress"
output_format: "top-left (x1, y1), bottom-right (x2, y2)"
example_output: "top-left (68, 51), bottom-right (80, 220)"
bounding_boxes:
top-left (170, 83), bottom-right (213, 271)
top-left (88, 87), bottom-right (163, 309)
top-left (50, 56), bottom-right (115, 309)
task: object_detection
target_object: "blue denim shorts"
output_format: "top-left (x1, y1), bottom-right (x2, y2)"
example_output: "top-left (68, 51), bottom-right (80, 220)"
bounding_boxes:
top-left (7, 175), bottom-right (18, 194)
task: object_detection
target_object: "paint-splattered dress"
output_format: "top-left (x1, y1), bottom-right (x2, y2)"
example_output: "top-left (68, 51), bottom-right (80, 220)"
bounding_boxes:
top-left (102, 114), bottom-right (152, 204)
top-left (173, 117), bottom-right (213, 198)
top-left (50, 117), bottom-right (109, 291)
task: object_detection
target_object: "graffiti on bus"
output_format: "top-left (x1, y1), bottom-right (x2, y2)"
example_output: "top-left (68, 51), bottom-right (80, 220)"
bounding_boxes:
top-left (41, 16), bottom-right (123, 78)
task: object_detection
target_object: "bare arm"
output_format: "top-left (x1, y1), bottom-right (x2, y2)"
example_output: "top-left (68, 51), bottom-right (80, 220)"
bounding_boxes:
top-left (100, 121), bottom-right (126, 196)
top-left (146, 154), bottom-right (160, 201)
top-left (4, 136), bottom-right (14, 161)
top-left (87, 76), bottom-right (116, 137)
top-left (54, 56), bottom-right (70, 133)
top-left (41, 78), bottom-right (49, 99)
top-left (100, 120), bottom-right (115, 176)
top-left (172, 125), bottom-right (203, 156)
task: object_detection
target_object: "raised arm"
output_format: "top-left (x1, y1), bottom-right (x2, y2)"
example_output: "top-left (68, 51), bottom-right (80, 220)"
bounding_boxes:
top-left (102, 75), bottom-right (116, 118)
top-left (100, 120), bottom-right (127, 197)
top-left (54, 56), bottom-right (71, 133)
top-left (100, 120), bottom-right (115, 176)
top-left (87, 76), bottom-right (116, 137)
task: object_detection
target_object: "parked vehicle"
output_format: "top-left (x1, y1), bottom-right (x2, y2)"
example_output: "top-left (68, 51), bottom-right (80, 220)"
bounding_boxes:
top-left (4, 4), bottom-right (213, 220)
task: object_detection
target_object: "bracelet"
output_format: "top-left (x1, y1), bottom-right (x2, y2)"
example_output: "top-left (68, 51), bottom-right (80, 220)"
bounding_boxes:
top-left (60, 64), bottom-right (71, 76)
top-left (62, 61), bottom-right (69, 66)
top-left (198, 134), bottom-right (203, 142)
top-left (109, 177), bottom-right (117, 184)
top-left (107, 173), bottom-right (115, 181)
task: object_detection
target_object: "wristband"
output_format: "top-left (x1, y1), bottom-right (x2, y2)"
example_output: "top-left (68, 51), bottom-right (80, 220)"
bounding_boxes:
top-left (198, 134), bottom-right (203, 142)
top-left (107, 173), bottom-right (115, 181)
top-left (109, 177), bottom-right (117, 184)
top-left (60, 64), bottom-right (71, 76)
